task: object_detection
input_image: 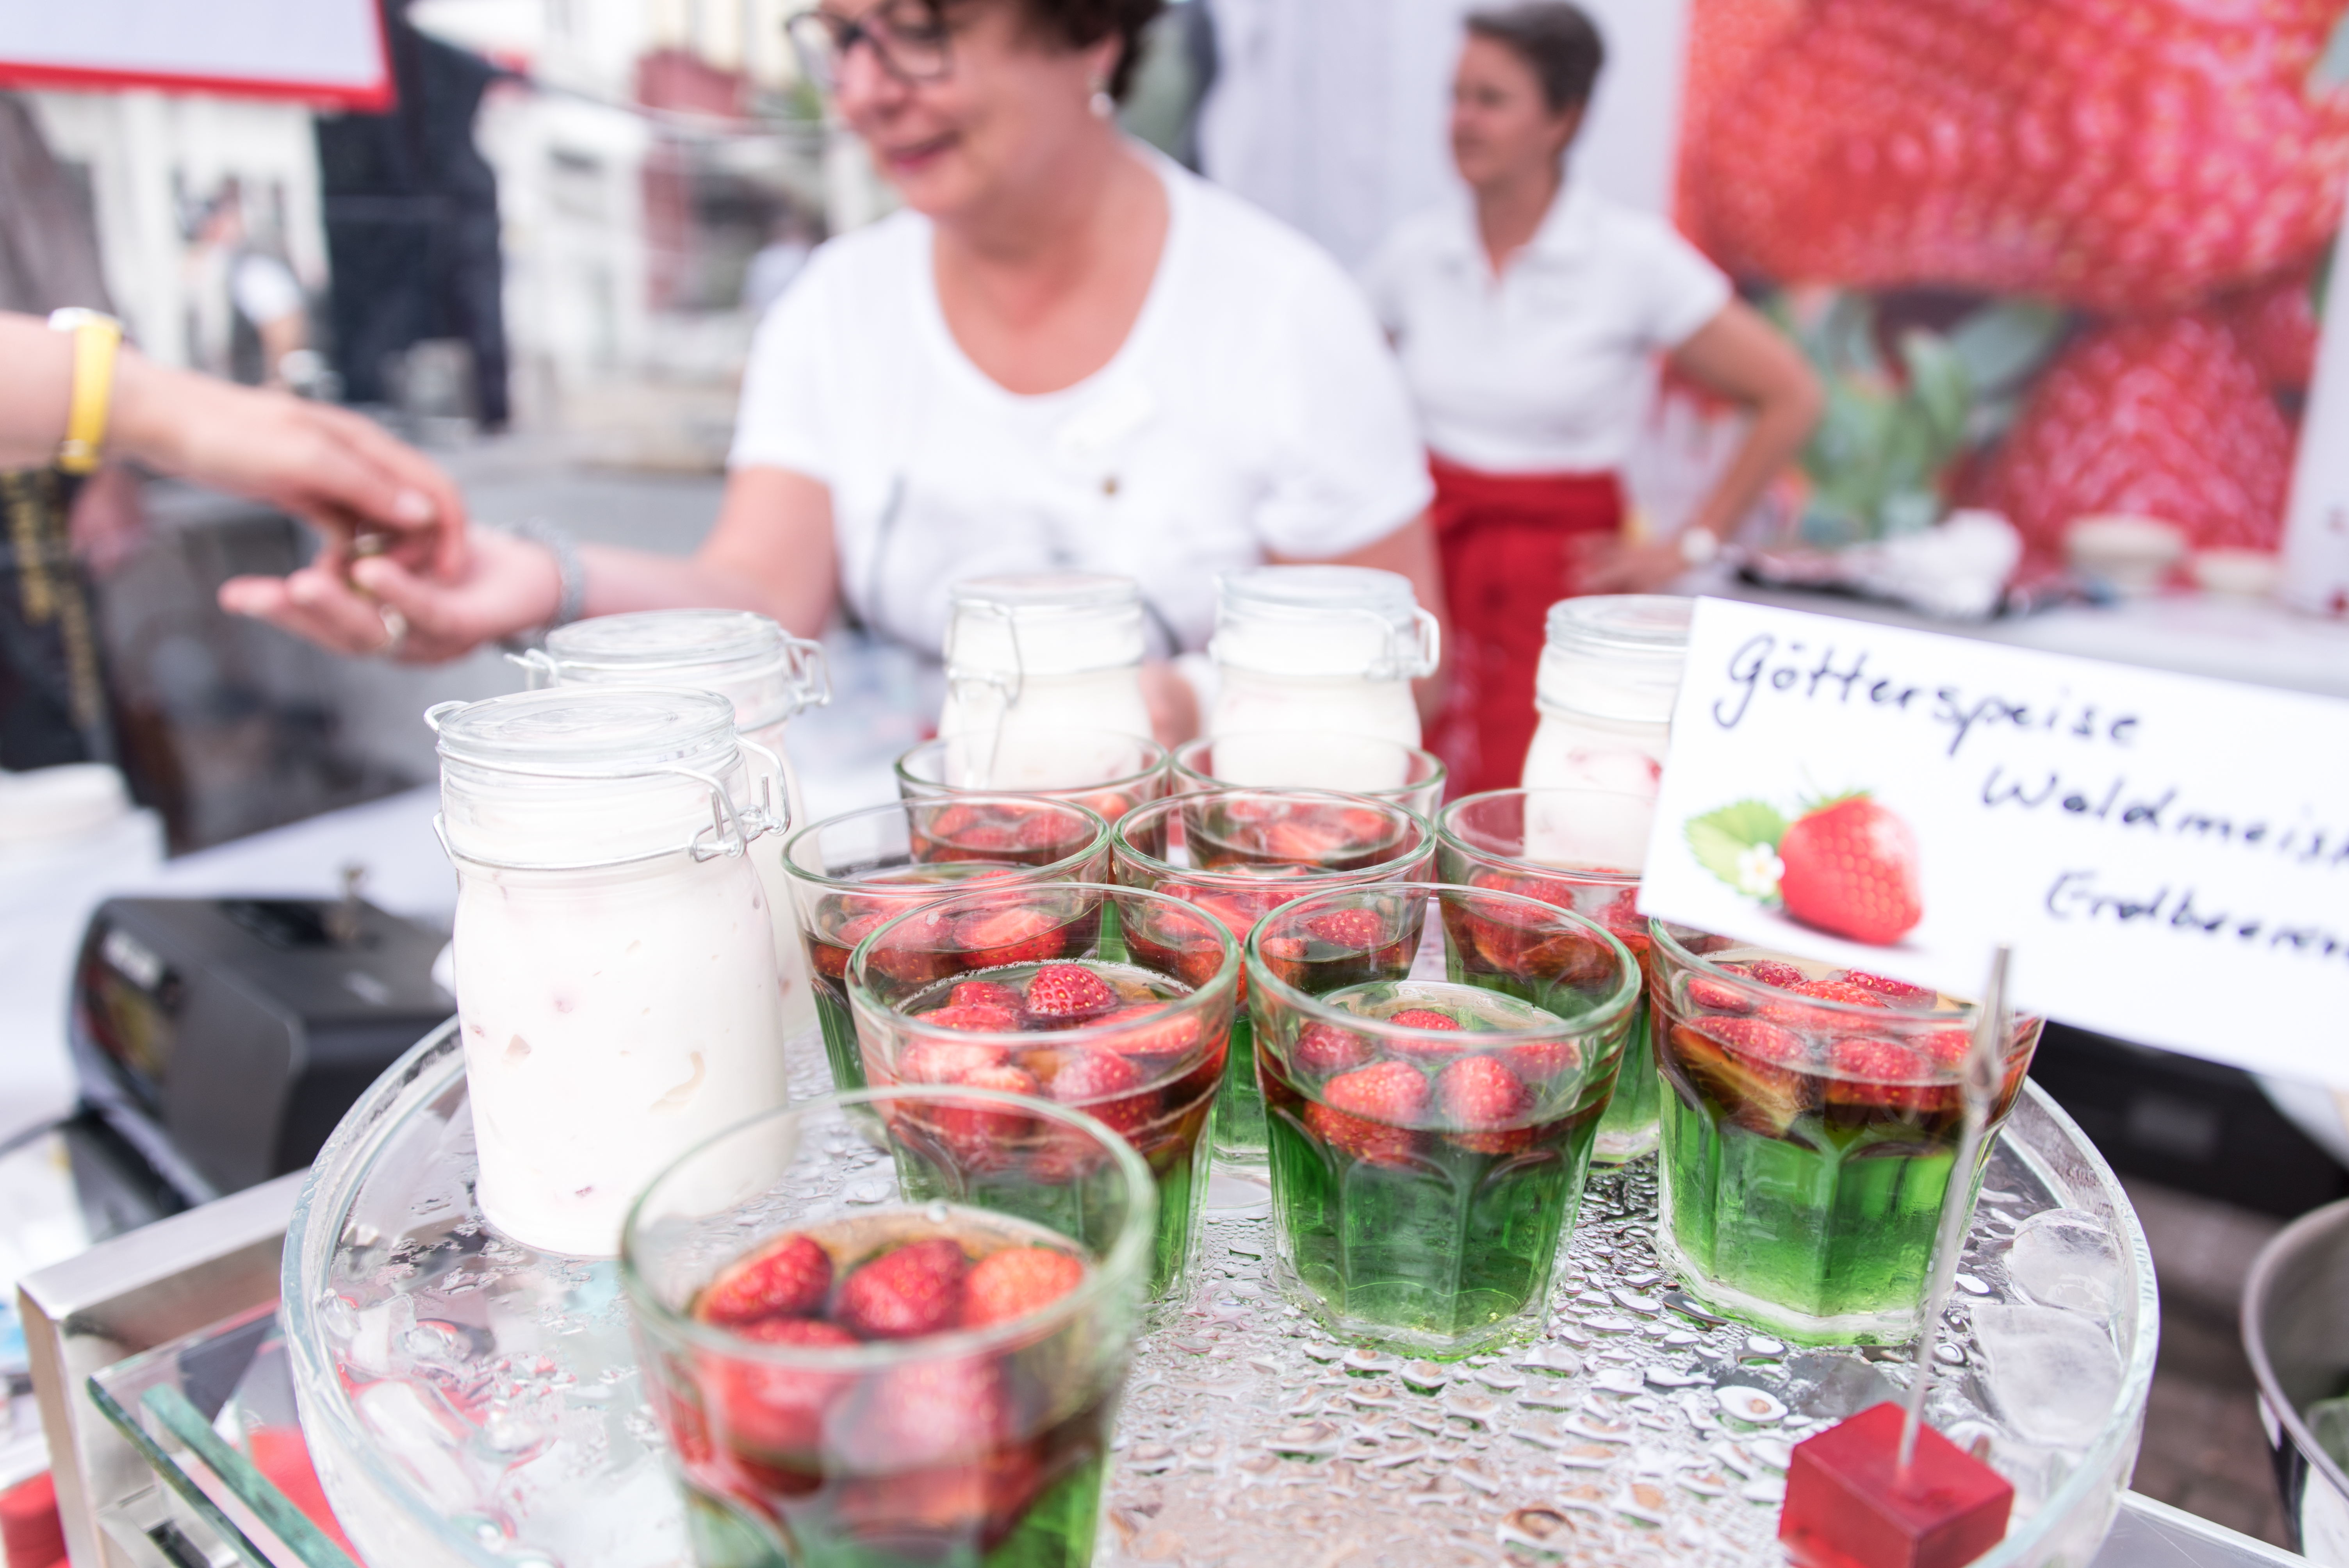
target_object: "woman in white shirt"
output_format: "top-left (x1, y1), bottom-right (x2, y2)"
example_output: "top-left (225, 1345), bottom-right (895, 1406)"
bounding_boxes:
top-left (1363, 2), bottom-right (1819, 795)
top-left (220, 0), bottom-right (1439, 743)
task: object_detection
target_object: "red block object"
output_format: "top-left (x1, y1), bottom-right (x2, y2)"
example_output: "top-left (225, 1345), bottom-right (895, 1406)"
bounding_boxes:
top-left (1779, 1402), bottom-right (2015, 1568)
top-left (0, 1470), bottom-right (68, 1568)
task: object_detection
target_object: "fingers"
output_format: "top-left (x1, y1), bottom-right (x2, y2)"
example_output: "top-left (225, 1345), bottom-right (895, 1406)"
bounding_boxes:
top-left (312, 406), bottom-right (472, 575)
top-left (220, 567), bottom-right (401, 657)
top-left (349, 553), bottom-right (469, 645)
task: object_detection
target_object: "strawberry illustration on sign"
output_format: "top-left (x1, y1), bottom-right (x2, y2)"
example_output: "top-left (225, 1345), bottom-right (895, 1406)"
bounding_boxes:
top-left (1687, 793), bottom-right (1924, 947)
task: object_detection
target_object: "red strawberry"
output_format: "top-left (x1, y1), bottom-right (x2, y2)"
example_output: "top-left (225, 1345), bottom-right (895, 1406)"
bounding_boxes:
top-left (1503, 1036), bottom-right (1581, 1083)
top-left (1738, 960), bottom-right (1810, 990)
top-left (1919, 1028), bottom-right (1977, 1070)
top-left (696, 1232), bottom-right (833, 1327)
top-left (1826, 1037), bottom-right (1953, 1113)
top-left (952, 980), bottom-right (1023, 1012)
top-left (1090, 1003), bottom-right (1200, 1062)
top-left (899, 1039), bottom-right (1011, 1085)
top-left (1775, 796), bottom-right (1922, 947)
top-left (1292, 1021), bottom-right (1374, 1074)
top-left (1687, 975), bottom-right (1758, 1014)
top-left (870, 908), bottom-right (960, 986)
top-left (1668, 1016), bottom-right (1813, 1135)
top-left (961, 1247), bottom-right (1086, 1329)
top-left (1688, 0), bottom-right (2349, 314)
top-left (1043, 1049), bottom-right (1152, 1139)
top-left (708, 1317), bottom-right (858, 1455)
top-left (1324, 1060), bottom-right (1431, 1126)
top-left (836, 1239), bottom-right (969, 1340)
top-left (1436, 1056), bottom-right (1531, 1130)
top-left (814, 911), bottom-right (886, 979)
top-left (1303, 1101), bottom-right (1424, 1167)
top-left (1448, 1125), bottom-right (1538, 1156)
top-left (1470, 866), bottom-right (1580, 908)
top-left (1305, 908), bottom-right (1388, 951)
top-left (1021, 963), bottom-right (1117, 1023)
top-left (1967, 310), bottom-right (2295, 563)
top-left (955, 907), bottom-right (1065, 967)
top-left (1835, 970), bottom-right (1938, 1006)
top-left (1390, 1008), bottom-right (1461, 1032)
top-left (1075, 789), bottom-right (1132, 822)
top-left (1262, 816), bottom-right (1350, 863)
top-left (835, 1353), bottom-right (1011, 1471)
top-left (1761, 980), bottom-right (1891, 1035)
top-left (1460, 899), bottom-right (1616, 984)
top-left (926, 1064), bottom-right (1042, 1167)
top-left (918, 1002), bottom-right (1020, 1033)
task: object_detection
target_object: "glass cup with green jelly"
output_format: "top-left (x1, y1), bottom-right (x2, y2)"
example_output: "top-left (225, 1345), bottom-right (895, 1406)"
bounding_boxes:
top-left (1171, 732), bottom-right (1446, 820)
top-left (847, 882), bottom-right (1235, 1303)
top-left (622, 1086), bottom-right (1154, 1568)
top-left (1111, 788), bottom-right (1434, 1174)
top-left (1649, 922), bottom-right (2044, 1343)
top-left (1437, 787), bottom-right (1660, 1164)
top-left (781, 797), bottom-right (1111, 1107)
top-left (895, 729), bottom-right (1170, 825)
top-left (1248, 882), bottom-right (1637, 1355)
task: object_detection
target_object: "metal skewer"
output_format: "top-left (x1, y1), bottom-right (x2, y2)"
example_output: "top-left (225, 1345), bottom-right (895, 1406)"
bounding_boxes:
top-left (1898, 944), bottom-right (2012, 1475)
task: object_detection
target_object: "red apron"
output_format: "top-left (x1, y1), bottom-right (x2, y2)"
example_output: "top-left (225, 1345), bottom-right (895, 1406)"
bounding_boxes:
top-left (1424, 455), bottom-right (1625, 800)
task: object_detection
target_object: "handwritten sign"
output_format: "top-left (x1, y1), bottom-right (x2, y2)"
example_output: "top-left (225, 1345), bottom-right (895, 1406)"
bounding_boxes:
top-left (1639, 598), bottom-right (2349, 1085)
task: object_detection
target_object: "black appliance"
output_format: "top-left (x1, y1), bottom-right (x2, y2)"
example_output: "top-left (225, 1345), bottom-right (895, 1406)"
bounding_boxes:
top-left (68, 895), bottom-right (452, 1210)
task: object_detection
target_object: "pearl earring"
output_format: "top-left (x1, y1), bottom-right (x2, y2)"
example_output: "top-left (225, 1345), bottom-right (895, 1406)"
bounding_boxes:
top-left (1090, 78), bottom-right (1114, 118)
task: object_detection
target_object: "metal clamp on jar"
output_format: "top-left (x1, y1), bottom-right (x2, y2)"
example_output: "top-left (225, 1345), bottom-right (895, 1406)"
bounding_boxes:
top-left (1206, 565), bottom-right (1440, 768)
top-left (512, 609), bottom-right (830, 1036)
top-left (427, 687), bottom-right (789, 1257)
top-left (937, 572), bottom-right (1153, 788)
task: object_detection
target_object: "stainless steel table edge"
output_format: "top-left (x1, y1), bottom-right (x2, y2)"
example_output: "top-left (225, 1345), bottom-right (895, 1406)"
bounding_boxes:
top-left (2103, 1490), bottom-right (2314, 1566)
top-left (20, 1169), bottom-right (306, 1567)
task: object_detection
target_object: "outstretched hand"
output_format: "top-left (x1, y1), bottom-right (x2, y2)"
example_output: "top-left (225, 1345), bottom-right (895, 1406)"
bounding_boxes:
top-left (1568, 534), bottom-right (1697, 595)
top-left (219, 527), bottom-right (562, 664)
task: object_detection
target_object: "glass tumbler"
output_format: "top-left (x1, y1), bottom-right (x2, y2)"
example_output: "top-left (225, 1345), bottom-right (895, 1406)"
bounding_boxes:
top-left (1111, 788), bottom-right (1434, 1171)
top-left (847, 883), bottom-right (1238, 1302)
top-left (1437, 787), bottom-right (1660, 1163)
top-left (1171, 733), bottom-right (1446, 821)
top-left (1648, 922), bottom-right (2042, 1343)
top-left (1248, 883), bottom-right (1638, 1356)
top-left (781, 796), bottom-right (1111, 1107)
top-left (622, 1087), bottom-right (1155, 1568)
top-left (896, 729), bottom-right (1170, 825)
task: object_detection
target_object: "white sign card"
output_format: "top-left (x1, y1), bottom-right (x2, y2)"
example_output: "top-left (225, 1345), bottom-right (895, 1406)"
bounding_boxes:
top-left (0, 0), bottom-right (390, 109)
top-left (1639, 597), bottom-right (2349, 1086)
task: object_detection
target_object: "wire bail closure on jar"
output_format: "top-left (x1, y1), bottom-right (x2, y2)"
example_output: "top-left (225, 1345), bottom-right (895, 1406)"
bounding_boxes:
top-left (425, 697), bottom-right (780, 872)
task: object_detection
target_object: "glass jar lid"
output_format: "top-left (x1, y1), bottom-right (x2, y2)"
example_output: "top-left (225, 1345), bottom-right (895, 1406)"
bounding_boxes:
top-left (946, 573), bottom-right (1146, 677)
top-left (538, 610), bottom-right (823, 729)
top-left (1536, 595), bottom-right (1693, 723)
top-left (433, 687), bottom-right (740, 779)
top-left (1211, 565), bottom-right (1438, 680)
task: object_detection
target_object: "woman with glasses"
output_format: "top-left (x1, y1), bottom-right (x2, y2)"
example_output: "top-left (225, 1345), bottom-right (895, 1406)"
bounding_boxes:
top-left (219, 0), bottom-right (1440, 745)
top-left (1362, 2), bottom-right (1821, 795)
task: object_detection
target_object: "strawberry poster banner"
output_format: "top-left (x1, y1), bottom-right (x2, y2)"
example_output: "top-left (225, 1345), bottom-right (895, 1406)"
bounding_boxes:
top-left (1673, 0), bottom-right (2341, 578)
top-left (1638, 598), bottom-right (2349, 1084)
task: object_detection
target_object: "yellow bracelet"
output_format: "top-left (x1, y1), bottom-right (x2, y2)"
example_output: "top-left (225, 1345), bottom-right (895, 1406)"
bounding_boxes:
top-left (48, 308), bottom-right (124, 476)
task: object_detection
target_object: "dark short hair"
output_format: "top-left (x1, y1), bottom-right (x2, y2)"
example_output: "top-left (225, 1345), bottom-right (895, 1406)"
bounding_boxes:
top-left (1465, 2), bottom-right (1605, 114)
top-left (938, 0), bottom-right (1166, 100)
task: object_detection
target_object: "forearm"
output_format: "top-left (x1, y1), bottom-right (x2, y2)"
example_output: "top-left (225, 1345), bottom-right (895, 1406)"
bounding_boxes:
top-left (0, 314), bottom-right (74, 468)
top-left (1682, 390), bottom-right (1817, 543)
top-left (578, 545), bottom-right (807, 624)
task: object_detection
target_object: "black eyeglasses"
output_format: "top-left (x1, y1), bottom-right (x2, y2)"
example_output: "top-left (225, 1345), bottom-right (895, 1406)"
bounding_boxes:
top-left (785, 2), bottom-right (954, 89)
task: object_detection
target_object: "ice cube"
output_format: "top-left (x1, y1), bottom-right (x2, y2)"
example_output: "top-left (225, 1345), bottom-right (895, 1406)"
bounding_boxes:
top-left (1971, 1303), bottom-right (2123, 1449)
top-left (2004, 1209), bottom-right (2122, 1318)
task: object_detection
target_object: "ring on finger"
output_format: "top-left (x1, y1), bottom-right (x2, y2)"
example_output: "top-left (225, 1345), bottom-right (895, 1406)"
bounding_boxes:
top-left (377, 604), bottom-right (410, 659)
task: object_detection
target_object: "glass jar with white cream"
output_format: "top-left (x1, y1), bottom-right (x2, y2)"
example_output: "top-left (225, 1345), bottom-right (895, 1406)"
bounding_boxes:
top-left (1520, 595), bottom-right (1693, 802)
top-left (1207, 565), bottom-right (1439, 763)
top-left (938, 574), bottom-right (1153, 775)
top-left (519, 610), bottom-right (828, 1036)
top-left (431, 687), bottom-right (788, 1257)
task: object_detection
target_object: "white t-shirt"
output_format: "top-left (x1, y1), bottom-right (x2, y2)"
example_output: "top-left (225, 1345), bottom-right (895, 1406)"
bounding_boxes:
top-left (731, 155), bottom-right (1433, 658)
top-left (1362, 183), bottom-right (1732, 475)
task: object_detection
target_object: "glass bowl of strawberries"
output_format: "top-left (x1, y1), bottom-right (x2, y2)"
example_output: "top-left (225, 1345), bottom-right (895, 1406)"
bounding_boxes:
top-left (1245, 882), bottom-right (1639, 1356)
top-left (1436, 787), bottom-right (1660, 1165)
top-left (621, 1086), bottom-right (1155, 1568)
top-left (895, 730), bottom-right (1170, 825)
top-left (1647, 922), bottom-right (2044, 1344)
top-left (781, 797), bottom-right (1113, 1110)
top-left (845, 883), bottom-right (1238, 1303)
top-left (1110, 788), bottom-right (1436, 1172)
